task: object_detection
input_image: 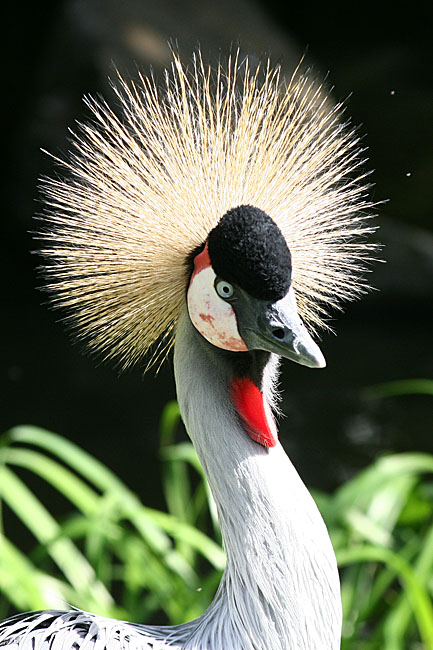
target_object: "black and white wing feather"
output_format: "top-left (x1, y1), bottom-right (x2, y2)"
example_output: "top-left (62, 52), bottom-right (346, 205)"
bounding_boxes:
top-left (0, 611), bottom-right (188, 650)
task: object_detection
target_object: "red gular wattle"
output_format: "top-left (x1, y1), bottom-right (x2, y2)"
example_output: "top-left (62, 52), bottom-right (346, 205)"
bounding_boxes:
top-left (230, 376), bottom-right (278, 448)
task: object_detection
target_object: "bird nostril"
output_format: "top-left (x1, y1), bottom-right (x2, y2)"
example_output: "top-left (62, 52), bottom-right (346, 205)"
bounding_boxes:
top-left (272, 327), bottom-right (286, 341)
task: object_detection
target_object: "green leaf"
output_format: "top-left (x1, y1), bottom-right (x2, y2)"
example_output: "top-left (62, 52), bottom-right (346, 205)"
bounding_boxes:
top-left (364, 379), bottom-right (433, 399)
top-left (338, 545), bottom-right (433, 649)
top-left (0, 464), bottom-right (113, 612)
top-left (1, 447), bottom-right (100, 514)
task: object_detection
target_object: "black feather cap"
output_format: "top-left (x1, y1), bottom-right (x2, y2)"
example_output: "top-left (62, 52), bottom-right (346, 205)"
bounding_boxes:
top-left (207, 205), bottom-right (292, 301)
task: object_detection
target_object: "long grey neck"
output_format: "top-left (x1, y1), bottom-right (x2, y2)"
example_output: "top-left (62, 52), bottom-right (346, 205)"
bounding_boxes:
top-left (173, 309), bottom-right (341, 650)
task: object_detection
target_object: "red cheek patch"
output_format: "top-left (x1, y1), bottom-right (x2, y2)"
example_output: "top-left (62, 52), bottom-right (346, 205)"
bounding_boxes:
top-left (191, 243), bottom-right (211, 277)
top-left (188, 250), bottom-right (248, 353)
top-left (230, 377), bottom-right (277, 448)
top-left (199, 313), bottom-right (215, 326)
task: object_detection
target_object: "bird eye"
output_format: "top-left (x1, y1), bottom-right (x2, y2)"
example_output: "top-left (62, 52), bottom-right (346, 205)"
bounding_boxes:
top-left (215, 279), bottom-right (234, 300)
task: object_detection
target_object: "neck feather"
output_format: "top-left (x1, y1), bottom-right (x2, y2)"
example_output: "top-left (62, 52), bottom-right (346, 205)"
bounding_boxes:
top-left (173, 309), bottom-right (341, 650)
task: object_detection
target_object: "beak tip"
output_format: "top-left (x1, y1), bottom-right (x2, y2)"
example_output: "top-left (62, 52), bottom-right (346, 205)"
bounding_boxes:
top-left (317, 356), bottom-right (327, 369)
top-left (297, 340), bottom-right (326, 369)
top-left (309, 352), bottom-right (326, 369)
top-left (314, 346), bottom-right (327, 368)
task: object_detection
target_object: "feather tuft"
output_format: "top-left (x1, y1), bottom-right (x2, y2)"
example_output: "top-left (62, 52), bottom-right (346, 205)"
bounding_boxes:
top-left (38, 50), bottom-right (376, 370)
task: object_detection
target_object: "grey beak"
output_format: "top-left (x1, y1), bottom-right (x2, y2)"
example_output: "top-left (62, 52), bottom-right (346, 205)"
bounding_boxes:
top-left (236, 287), bottom-right (326, 368)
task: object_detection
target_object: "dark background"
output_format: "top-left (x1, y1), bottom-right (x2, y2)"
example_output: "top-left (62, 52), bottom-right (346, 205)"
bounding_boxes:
top-left (3, 0), bottom-right (433, 507)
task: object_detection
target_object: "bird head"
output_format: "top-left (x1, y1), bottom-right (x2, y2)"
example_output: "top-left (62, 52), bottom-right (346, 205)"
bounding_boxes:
top-left (39, 50), bottom-right (375, 371)
top-left (187, 205), bottom-right (325, 368)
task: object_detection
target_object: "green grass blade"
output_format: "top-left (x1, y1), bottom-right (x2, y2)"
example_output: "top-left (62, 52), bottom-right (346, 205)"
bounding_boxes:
top-left (0, 535), bottom-right (51, 610)
top-left (139, 508), bottom-right (225, 570)
top-left (378, 523), bottom-right (433, 647)
top-left (333, 453), bottom-right (433, 516)
top-left (0, 465), bottom-right (113, 611)
top-left (337, 545), bottom-right (433, 649)
top-left (4, 426), bottom-right (130, 496)
top-left (364, 379), bottom-right (433, 399)
top-left (1, 447), bottom-right (100, 514)
top-left (159, 401), bottom-right (182, 447)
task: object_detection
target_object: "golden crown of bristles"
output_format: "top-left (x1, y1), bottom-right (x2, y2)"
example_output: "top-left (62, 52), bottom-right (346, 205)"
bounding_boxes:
top-left (40, 50), bottom-right (375, 370)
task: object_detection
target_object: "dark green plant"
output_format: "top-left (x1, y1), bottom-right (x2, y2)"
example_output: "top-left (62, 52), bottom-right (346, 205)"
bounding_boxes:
top-left (0, 418), bottom-right (224, 625)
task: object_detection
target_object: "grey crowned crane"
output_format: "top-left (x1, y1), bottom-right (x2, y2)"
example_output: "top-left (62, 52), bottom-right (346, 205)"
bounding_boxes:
top-left (0, 52), bottom-right (375, 650)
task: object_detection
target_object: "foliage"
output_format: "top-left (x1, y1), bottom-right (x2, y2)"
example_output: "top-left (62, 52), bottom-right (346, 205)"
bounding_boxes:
top-left (0, 380), bottom-right (433, 649)
top-left (0, 407), bottom-right (224, 626)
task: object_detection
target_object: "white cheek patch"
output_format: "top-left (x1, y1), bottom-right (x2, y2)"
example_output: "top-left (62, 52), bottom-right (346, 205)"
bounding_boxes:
top-left (187, 266), bottom-right (248, 352)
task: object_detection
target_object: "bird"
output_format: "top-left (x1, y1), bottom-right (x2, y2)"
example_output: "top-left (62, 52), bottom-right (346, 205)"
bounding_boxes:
top-left (0, 50), bottom-right (375, 650)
